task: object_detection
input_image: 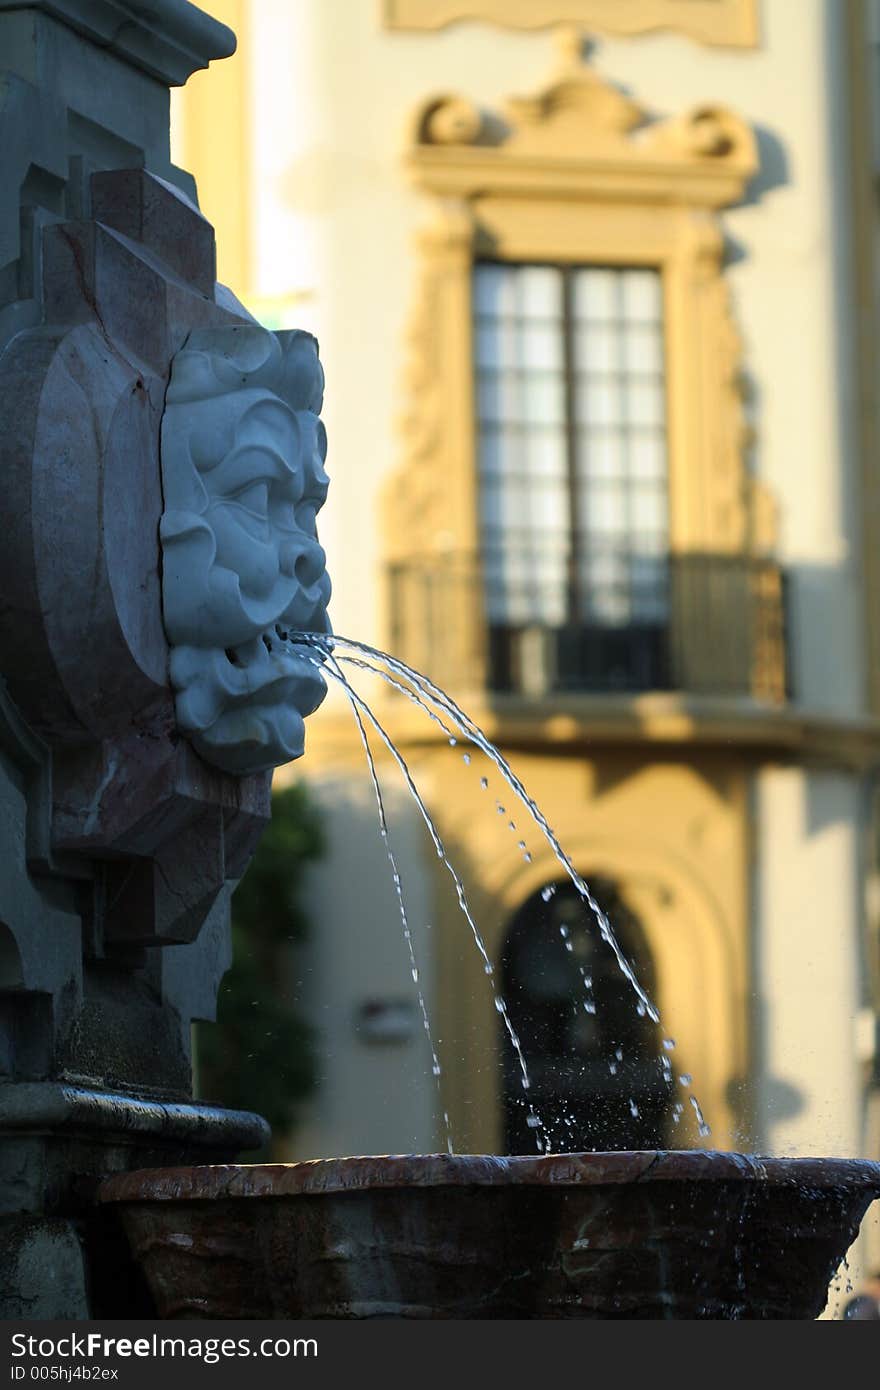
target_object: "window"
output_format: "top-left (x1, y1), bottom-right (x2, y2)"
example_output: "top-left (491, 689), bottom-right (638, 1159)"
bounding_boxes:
top-left (474, 261), bottom-right (670, 693)
top-left (387, 57), bottom-right (786, 705)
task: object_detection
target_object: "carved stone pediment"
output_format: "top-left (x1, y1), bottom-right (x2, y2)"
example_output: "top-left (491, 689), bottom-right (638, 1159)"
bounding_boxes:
top-left (408, 55), bottom-right (757, 207)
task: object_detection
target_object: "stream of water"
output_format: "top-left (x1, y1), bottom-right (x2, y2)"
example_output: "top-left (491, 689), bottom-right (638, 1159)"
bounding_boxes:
top-left (294, 630), bottom-right (710, 1151)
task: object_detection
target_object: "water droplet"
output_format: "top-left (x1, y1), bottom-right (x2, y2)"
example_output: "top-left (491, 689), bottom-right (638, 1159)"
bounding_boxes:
top-left (679, 1074), bottom-right (692, 1087)
top-left (496, 803), bottom-right (506, 815)
top-left (636, 1002), bottom-right (646, 1017)
top-left (432, 1063), bottom-right (441, 1077)
top-left (583, 1001), bottom-right (596, 1015)
top-left (463, 752), bottom-right (471, 765)
top-left (629, 1099), bottom-right (640, 1118)
top-left (480, 776), bottom-right (488, 790)
top-left (411, 966), bottom-right (419, 983)
top-left (494, 998), bottom-right (505, 1014)
top-left (517, 839), bottom-right (526, 850)
top-left (508, 821), bottom-right (516, 831)
top-left (608, 1062), bottom-right (618, 1076)
top-left (541, 885), bottom-right (556, 902)
top-left (448, 736), bottom-right (457, 746)
top-left (615, 1048), bottom-right (624, 1061)
top-left (484, 962), bottom-right (494, 976)
top-left (662, 1038), bottom-right (675, 1051)
top-left (523, 851), bottom-right (532, 862)
top-left (526, 1113), bottom-right (541, 1129)
top-left (559, 924), bottom-right (569, 939)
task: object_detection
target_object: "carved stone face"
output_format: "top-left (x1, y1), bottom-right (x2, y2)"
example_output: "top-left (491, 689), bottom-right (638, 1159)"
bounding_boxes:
top-left (160, 325), bottom-right (331, 775)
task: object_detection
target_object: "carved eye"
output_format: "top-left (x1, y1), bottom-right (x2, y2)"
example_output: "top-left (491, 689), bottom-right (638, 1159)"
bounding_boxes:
top-left (229, 481), bottom-right (269, 517)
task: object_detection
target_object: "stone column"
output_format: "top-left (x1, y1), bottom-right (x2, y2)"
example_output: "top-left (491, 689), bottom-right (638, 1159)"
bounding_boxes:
top-left (0, 1), bottom-right (270, 1319)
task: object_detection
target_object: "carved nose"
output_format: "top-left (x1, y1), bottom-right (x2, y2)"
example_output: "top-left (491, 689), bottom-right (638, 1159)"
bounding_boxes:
top-left (282, 538), bottom-right (325, 588)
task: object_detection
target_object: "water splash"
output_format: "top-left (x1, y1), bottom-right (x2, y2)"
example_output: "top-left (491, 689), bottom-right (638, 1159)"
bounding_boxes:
top-left (312, 652), bottom-right (548, 1153)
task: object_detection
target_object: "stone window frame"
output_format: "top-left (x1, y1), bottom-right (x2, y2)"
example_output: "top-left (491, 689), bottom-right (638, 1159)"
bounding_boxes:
top-left (385, 52), bottom-right (782, 700)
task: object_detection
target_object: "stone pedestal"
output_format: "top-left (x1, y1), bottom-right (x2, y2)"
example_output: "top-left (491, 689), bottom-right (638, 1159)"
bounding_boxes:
top-left (0, 1), bottom-right (270, 1319)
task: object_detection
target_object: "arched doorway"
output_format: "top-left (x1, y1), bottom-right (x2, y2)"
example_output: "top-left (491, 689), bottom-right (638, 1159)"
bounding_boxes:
top-left (500, 876), bottom-right (673, 1153)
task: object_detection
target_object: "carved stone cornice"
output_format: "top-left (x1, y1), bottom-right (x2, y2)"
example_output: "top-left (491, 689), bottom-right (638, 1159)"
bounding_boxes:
top-left (384, 0), bottom-right (759, 49)
top-left (0, 0), bottom-right (235, 85)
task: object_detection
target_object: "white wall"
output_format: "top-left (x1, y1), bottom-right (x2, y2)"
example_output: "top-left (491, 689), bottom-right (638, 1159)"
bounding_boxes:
top-left (289, 773), bottom-right (440, 1159)
top-left (753, 766), bottom-right (863, 1156)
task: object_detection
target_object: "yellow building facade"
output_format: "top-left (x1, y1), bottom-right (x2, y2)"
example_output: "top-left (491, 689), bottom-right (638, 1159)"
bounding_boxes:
top-left (173, 0), bottom-right (880, 1273)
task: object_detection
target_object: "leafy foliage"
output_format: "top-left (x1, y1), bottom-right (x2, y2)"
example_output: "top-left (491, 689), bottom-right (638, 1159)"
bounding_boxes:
top-left (195, 783), bottom-right (324, 1139)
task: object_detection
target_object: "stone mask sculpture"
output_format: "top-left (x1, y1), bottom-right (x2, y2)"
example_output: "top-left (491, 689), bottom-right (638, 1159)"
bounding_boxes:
top-left (160, 324), bottom-right (332, 775)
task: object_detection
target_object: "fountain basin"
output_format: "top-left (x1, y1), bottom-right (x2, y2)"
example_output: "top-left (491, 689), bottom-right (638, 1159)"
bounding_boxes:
top-left (98, 1150), bottom-right (880, 1319)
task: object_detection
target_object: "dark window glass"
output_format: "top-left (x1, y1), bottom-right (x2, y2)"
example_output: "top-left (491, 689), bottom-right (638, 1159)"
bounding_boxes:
top-left (500, 876), bottom-right (674, 1153)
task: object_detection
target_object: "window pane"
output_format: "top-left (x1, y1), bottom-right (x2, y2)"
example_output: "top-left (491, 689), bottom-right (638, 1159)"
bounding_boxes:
top-left (621, 270), bottom-right (662, 321)
top-left (530, 480), bottom-right (568, 532)
top-left (522, 373), bottom-right (565, 425)
top-left (474, 263), bottom-right (517, 316)
top-left (585, 483), bottom-right (628, 536)
top-left (626, 380), bottom-right (665, 427)
top-left (579, 379), bottom-right (623, 427)
top-left (521, 323), bottom-right (563, 370)
top-left (475, 319), bottom-right (519, 369)
top-left (623, 324), bottom-right (663, 374)
top-left (477, 371), bottom-right (519, 423)
top-left (572, 267), bottom-right (618, 319)
top-left (631, 486), bottom-right (668, 535)
top-left (517, 266), bottom-right (563, 318)
top-left (573, 323), bottom-right (618, 372)
top-left (479, 424), bottom-right (519, 477)
top-left (523, 427), bottom-right (566, 479)
top-left (629, 434), bottom-right (666, 480)
top-left (578, 429), bottom-right (625, 479)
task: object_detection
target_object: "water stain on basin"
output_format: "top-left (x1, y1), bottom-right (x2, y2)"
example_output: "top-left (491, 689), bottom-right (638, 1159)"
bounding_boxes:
top-left (98, 1150), bottom-right (880, 1319)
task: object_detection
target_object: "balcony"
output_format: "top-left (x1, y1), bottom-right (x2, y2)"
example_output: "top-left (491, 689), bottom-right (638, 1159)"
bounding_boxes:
top-left (387, 550), bottom-right (788, 706)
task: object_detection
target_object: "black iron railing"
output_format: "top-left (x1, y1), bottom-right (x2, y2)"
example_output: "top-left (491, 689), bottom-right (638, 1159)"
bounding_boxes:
top-left (387, 550), bottom-right (788, 703)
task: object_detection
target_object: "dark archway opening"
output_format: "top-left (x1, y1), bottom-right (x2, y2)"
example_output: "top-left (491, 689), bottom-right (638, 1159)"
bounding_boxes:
top-left (500, 876), bottom-right (674, 1153)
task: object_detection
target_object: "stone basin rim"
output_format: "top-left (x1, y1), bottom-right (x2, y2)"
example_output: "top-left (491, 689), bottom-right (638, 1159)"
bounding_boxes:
top-left (98, 1150), bottom-right (880, 1203)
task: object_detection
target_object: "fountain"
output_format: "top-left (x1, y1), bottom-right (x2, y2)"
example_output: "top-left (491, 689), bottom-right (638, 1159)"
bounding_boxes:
top-left (1, 0), bottom-right (878, 1321)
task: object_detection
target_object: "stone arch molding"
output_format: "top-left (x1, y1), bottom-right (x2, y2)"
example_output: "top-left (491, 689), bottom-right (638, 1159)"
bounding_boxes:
top-left (478, 836), bottom-right (746, 1148)
top-left (387, 48), bottom-right (778, 578)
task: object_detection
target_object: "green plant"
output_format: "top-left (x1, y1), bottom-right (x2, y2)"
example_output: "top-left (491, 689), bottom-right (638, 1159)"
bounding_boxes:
top-left (195, 782), bottom-right (324, 1138)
